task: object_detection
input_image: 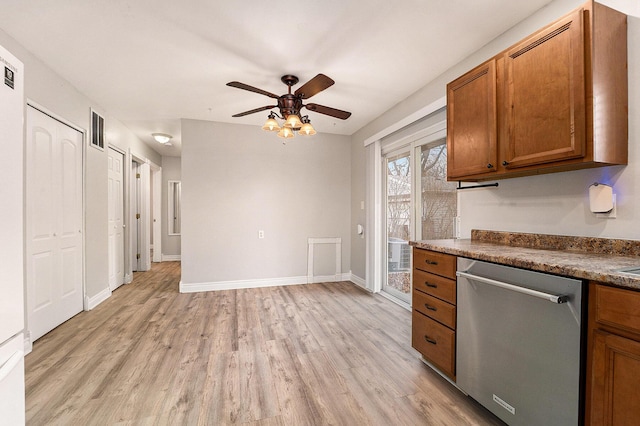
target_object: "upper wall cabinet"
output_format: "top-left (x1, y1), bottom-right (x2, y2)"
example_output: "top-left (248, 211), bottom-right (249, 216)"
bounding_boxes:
top-left (446, 1), bottom-right (628, 182)
top-left (447, 59), bottom-right (498, 179)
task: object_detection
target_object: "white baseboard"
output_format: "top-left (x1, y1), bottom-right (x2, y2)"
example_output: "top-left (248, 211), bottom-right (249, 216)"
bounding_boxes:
top-left (124, 273), bottom-right (133, 284)
top-left (24, 331), bottom-right (32, 355)
top-left (84, 287), bottom-right (112, 310)
top-left (180, 273), bottom-right (351, 293)
top-left (349, 273), bottom-right (367, 289)
top-left (162, 254), bottom-right (181, 262)
top-left (308, 273), bottom-right (352, 283)
top-left (180, 275), bottom-right (306, 293)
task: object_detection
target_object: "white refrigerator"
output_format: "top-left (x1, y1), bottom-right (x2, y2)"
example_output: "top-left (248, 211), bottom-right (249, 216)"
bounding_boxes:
top-left (0, 42), bottom-right (26, 424)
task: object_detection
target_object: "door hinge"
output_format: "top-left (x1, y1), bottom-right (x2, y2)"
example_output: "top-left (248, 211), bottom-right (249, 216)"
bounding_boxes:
top-left (136, 173), bottom-right (141, 179)
top-left (136, 253), bottom-right (140, 259)
top-left (136, 213), bottom-right (140, 219)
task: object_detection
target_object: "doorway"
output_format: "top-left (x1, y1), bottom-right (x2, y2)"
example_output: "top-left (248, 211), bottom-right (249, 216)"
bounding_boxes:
top-left (131, 159), bottom-right (152, 272)
top-left (25, 105), bottom-right (84, 342)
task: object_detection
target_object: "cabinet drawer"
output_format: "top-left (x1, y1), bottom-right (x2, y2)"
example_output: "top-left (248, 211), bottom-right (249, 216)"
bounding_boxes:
top-left (412, 310), bottom-right (455, 378)
top-left (594, 285), bottom-right (640, 335)
top-left (413, 249), bottom-right (456, 278)
top-left (413, 290), bottom-right (456, 329)
top-left (413, 269), bottom-right (456, 305)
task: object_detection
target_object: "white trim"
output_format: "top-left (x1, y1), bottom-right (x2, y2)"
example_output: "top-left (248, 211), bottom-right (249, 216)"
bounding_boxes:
top-left (26, 100), bottom-right (85, 133)
top-left (180, 273), bottom-right (353, 293)
top-left (309, 273), bottom-right (351, 283)
top-left (85, 287), bottom-right (112, 310)
top-left (24, 333), bottom-right (32, 356)
top-left (180, 276), bottom-right (306, 293)
top-left (162, 254), bottom-right (181, 261)
top-left (363, 97), bottom-right (446, 147)
top-left (124, 273), bottom-right (133, 284)
top-left (379, 290), bottom-right (412, 311)
top-left (151, 165), bottom-right (162, 263)
top-left (380, 120), bottom-right (447, 155)
top-left (307, 237), bottom-right (342, 284)
top-left (349, 273), bottom-right (367, 289)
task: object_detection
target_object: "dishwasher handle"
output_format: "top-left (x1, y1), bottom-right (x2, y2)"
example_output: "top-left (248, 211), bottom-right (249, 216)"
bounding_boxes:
top-left (456, 271), bottom-right (569, 304)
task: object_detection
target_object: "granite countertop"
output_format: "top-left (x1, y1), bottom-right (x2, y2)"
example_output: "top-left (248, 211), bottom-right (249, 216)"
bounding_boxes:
top-left (410, 230), bottom-right (640, 291)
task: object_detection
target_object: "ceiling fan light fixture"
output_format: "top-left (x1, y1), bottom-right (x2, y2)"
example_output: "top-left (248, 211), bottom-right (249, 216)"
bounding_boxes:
top-left (262, 113), bottom-right (280, 132)
top-left (298, 118), bottom-right (316, 136)
top-left (277, 127), bottom-right (295, 139)
top-left (284, 114), bottom-right (302, 129)
top-left (227, 74), bottom-right (351, 141)
top-left (152, 133), bottom-right (172, 144)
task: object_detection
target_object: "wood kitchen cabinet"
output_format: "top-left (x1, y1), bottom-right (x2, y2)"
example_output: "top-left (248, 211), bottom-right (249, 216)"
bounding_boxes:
top-left (411, 248), bottom-right (457, 379)
top-left (447, 59), bottom-right (497, 179)
top-left (446, 1), bottom-right (627, 182)
top-left (587, 283), bottom-right (640, 425)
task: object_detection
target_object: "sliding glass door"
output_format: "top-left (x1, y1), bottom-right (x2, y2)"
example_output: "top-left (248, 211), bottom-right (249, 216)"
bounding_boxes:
top-left (381, 132), bottom-right (457, 304)
top-left (384, 150), bottom-right (412, 302)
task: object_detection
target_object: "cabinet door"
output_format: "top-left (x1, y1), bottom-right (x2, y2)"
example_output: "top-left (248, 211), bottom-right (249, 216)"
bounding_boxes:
top-left (446, 59), bottom-right (497, 179)
top-left (590, 330), bottom-right (640, 426)
top-left (504, 8), bottom-right (586, 169)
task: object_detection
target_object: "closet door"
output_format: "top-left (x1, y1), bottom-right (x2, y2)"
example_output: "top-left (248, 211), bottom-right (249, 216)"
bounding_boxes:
top-left (26, 106), bottom-right (83, 342)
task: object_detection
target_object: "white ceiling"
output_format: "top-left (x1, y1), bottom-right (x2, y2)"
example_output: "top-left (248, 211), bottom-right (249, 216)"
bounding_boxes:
top-left (0, 0), bottom-right (559, 156)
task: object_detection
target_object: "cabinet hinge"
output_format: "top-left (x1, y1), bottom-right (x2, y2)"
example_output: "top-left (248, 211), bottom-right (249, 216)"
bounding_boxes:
top-left (136, 173), bottom-right (141, 179)
top-left (136, 213), bottom-right (140, 219)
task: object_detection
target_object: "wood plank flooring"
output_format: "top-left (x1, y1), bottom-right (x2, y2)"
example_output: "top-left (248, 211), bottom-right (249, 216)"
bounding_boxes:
top-left (25, 262), bottom-right (503, 425)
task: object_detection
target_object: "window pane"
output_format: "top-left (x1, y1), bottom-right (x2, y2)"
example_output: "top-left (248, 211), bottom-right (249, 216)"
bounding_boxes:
top-left (420, 142), bottom-right (457, 239)
top-left (385, 152), bottom-right (411, 301)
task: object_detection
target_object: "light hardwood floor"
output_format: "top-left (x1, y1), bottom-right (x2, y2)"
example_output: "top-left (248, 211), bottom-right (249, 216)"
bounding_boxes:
top-left (25, 262), bottom-right (503, 425)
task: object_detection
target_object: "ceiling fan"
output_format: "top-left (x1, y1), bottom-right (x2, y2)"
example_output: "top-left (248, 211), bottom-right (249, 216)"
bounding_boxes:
top-left (226, 74), bottom-right (351, 138)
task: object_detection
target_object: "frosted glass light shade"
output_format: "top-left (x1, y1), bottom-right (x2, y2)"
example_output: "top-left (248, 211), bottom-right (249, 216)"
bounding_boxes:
top-left (298, 122), bottom-right (316, 136)
top-left (284, 114), bottom-right (302, 129)
top-left (277, 127), bottom-right (295, 139)
top-left (152, 133), bottom-right (172, 144)
top-left (262, 117), bottom-right (280, 131)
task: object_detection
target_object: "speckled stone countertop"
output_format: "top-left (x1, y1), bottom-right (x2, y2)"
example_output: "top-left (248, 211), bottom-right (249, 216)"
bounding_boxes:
top-left (410, 230), bottom-right (640, 291)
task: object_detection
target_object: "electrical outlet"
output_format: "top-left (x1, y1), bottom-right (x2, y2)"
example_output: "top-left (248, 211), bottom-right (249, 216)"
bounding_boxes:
top-left (258, 230), bottom-right (265, 239)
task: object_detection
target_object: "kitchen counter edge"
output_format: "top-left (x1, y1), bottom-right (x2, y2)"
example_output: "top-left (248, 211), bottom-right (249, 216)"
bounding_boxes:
top-left (410, 239), bottom-right (640, 291)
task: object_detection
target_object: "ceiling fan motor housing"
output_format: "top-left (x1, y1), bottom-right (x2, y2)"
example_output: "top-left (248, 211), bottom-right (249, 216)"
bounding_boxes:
top-left (278, 94), bottom-right (304, 119)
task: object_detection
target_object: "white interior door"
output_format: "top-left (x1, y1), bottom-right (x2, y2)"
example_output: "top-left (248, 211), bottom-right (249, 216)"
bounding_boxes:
top-left (108, 147), bottom-right (125, 290)
top-left (151, 165), bottom-right (162, 263)
top-left (131, 161), bottom-right (140, 271)
top-left (26, 106), bottom-right (83, 342)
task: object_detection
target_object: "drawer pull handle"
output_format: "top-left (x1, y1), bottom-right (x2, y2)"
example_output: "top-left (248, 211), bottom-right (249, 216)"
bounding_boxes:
top-left (425, 282), bottom-right (438, 288)
top-left (425, 304), bottom-right (437, 311)
top-left (424, 259), bottom-right (439, 265)
top-left (424, 336), bottom-right (437, 345)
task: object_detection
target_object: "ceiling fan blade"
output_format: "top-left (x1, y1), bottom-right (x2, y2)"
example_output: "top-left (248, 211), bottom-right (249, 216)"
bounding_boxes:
top-left (231, 105), bottom-right (277, 117)
top-left (295, 74), bottom-right (335, 99)
top-left (227, 81), bottom-right (280, 99)
top-left (304, 103), bottom-right (352, 120)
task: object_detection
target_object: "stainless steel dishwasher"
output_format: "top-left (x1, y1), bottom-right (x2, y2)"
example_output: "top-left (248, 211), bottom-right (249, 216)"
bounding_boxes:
top-left (456, 258), bottom-right (585, 426)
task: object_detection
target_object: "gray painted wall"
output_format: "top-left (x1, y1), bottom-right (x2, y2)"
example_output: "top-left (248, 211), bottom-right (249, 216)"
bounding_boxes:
top-left (350, 0), bottom-right (640, 279)
top-left (0, 28), bottom-right (161, 302)
top-left (181, 119), bottom-right (351, 286)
